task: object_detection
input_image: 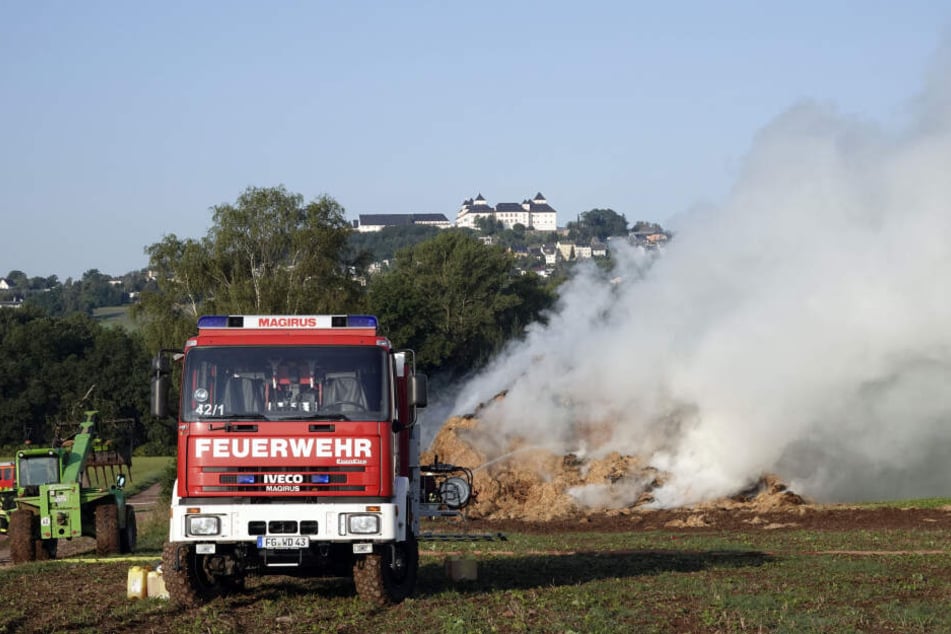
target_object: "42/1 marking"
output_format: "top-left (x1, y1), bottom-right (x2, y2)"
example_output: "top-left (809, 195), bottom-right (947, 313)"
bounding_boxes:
top-left (195, 403), bottom-right (225, 416)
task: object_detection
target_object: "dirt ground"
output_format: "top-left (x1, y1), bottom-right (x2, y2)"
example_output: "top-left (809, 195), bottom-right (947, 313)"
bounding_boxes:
top-left (452, 504), bottom-right (951, 535)
top-left (4, 484), bottom-right (945, 555)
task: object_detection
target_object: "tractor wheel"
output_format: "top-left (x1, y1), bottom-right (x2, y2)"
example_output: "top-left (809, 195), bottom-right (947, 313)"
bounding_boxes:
top-left (162, 541), bottom-right (235, 608)
top-left (35, 538), bottom-right (57, 561)
top-left (120, 505), bottom-right (137, 554)
top-left (95, 503), bottom-right (121, 555)
top-left (353, 533), bottom-right (418, 606)
top-left (9, 510), bottom-right (37, 564)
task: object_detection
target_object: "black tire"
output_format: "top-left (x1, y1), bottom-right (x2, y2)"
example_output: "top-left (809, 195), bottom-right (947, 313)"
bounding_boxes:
top-left (162, 541), bottom-right (236, 608)
top-left (95, 503), bottom-right (121, 555)
top-left (120, 505), bottom-right (137, 554)
top-left (353, 533), bottom-right (419, 606)
top-left (9, 510), bottom-right (36, 564)
top-left (35, 538), bottom-right (57, 561)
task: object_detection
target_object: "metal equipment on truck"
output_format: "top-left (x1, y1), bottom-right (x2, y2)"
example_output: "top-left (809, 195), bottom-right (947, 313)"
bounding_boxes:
top-left (6, 410), bottom-right (136, 563)
top-left (151, 314), bottom-right (485, 607)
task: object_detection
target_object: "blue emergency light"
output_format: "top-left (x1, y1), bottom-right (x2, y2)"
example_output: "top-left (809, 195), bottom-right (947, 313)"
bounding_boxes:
top-left (311, 474), bottom-right (331, 484)
top-left (197, 315), bottom-right (232, 329)
top-left (237, 474), bottom-right (256, 484)
top-left (344, 315), bottom-right (378, 328)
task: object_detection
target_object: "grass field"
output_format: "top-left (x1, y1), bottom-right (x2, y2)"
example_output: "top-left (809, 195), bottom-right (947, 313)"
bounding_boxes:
top-left (1, 503), bottom-right (950, 633)
top-left (92, 305), bottom-right (137, 330)
top-left (84, 455), bottom-right (172, 494)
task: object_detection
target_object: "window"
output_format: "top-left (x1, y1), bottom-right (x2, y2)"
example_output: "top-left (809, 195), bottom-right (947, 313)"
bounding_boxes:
top-left (19, 456), bottom-right (60, 486)
top-left (181, 346), bottom-right (390, 422)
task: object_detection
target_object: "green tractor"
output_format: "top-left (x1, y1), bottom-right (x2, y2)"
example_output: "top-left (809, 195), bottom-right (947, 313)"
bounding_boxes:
top-left (7, 410), bottom-right (137, 564)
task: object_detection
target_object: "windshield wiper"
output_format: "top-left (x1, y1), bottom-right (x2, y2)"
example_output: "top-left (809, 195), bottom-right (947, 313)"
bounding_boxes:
top-left (199, 413), bottom-right (263, 431)
top-left (268, 412), bottom-right (352, 421)
top-left (207, 423), bottom-right (259, 432)
top-left (200, 413), bottom-right (262, 420)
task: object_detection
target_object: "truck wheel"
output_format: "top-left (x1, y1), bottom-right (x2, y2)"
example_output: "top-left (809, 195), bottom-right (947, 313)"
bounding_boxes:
top-left (162, 541), bottom-right (231, 608)
top-left (120, 506), bottom-right (137, 553)
top-left (9, 510), bottom-right (36, 564)
top-left (95, 503), bottom-right (121, 555)
top-left (353, 533), bottom-right (419, 606)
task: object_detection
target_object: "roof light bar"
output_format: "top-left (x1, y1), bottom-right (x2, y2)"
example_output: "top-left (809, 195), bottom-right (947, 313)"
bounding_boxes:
top-left (197, 315), bottom-right (378, 330)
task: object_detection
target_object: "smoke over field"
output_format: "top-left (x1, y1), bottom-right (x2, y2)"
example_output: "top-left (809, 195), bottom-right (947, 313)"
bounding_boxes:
top-left (448, 55), bottom-right (951, 509)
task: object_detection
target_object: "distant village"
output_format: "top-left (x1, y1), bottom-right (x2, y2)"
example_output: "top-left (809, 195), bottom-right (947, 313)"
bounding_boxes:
top-left (357, 192), bottom-right (669, 277)
top-left (2, 191), bottom-right (669, 308)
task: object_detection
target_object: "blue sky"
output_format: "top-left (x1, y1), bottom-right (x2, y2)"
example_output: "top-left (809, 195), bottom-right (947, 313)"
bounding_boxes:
top-left (2, 1), bottom-right (949, 280)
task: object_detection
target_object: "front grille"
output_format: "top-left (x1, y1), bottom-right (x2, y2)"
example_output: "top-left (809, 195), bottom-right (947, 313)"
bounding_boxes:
top-left (247, 520), bottom-right (319, 536)
top-left (201, 465), bottom-right (368, 493)
top-left (269, 520), bottom-right (297, 534)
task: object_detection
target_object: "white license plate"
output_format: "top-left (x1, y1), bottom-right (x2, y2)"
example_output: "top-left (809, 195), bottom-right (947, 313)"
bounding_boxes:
top-left (257, 536), bottom-right (310, 549)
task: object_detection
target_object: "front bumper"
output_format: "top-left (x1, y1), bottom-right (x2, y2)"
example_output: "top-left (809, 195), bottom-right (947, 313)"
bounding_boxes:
top-left (168, 500), bottom-right (402, 543)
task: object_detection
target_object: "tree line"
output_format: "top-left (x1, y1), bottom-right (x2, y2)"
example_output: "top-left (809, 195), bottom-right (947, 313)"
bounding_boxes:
top-left (1, 185), bottom-right (654, 453)
top-left (1, 269), bottom-right (152, 317)
top-left (0, 307), bottom-right (166, 453)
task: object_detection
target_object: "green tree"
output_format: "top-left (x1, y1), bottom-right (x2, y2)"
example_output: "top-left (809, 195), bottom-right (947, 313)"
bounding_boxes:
top-left (473, 215), bottom-right (503, 235)
top-left (367, 230), bottom-right (553, 378)
top-left (134, 185), bottom-right (364, 352)
top-left (567, 208), bottom-right (629, 242)
top-left (24, 269), bottom-right (123, 317)
top-left (0, 308), bottom-right (151, 448)
top-left (348, 224), bottom-right (439, 265)
top-left (4, 270), bottom-right (28, 290)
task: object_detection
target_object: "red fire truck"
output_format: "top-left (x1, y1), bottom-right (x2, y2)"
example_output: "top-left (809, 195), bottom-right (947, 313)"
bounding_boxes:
top-left (151, 314), bottom-right (437, 607)
top-left (0, 462), bottom-right (14, 491)
top-left (0, 461), bottom-right (15, 533)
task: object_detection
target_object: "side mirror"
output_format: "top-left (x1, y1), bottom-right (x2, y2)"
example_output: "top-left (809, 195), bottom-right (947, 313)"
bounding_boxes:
top-left (150, 352), bottom-right (175, 418)
top-left (151, 373), bottom-right (170, 418)
top-left (409, 374), bottom-right (428, 408)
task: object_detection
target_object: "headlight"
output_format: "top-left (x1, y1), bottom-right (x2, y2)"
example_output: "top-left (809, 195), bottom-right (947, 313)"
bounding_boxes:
top-left (346, 513), bottom-right (380, 535)
top-left (187, 515), bottom-right (220, 536)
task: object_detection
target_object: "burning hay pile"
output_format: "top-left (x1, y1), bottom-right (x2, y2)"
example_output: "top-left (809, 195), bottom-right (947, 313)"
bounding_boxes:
top-left (422, 414), bottom-right (807, 521)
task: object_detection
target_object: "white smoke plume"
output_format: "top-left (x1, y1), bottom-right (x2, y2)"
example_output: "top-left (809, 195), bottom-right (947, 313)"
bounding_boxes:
top-left (452, 54), bottom-right (951, 507)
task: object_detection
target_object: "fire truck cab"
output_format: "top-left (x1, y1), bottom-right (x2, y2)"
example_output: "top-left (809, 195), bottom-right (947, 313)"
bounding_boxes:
top-left (152, 314), bottom-right (427, 607)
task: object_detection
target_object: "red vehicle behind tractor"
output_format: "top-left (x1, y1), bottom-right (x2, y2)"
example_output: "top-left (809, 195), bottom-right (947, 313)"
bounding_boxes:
top-left (0, 462), bottom-right (14, 533)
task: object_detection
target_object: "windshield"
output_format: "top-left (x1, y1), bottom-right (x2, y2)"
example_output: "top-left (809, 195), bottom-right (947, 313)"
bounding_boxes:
top-left (181, 345), bottom-right (390, 422)
top-left (19, 456), bottom-right (60, 486)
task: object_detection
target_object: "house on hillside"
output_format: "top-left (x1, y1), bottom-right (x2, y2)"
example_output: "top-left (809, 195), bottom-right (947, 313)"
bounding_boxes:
top-left (454, 194), bottom-right (495, 229)
top-left (0, 278), bottom-right (11, 290)
top-left (540, 245), bottom-right (559, 266)
top-left (456, 192), bottom-right (558, 231)
top-left (355, 213), bottom-right (451, 233)
top-left (630, 230), bottom-right (670, 248)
